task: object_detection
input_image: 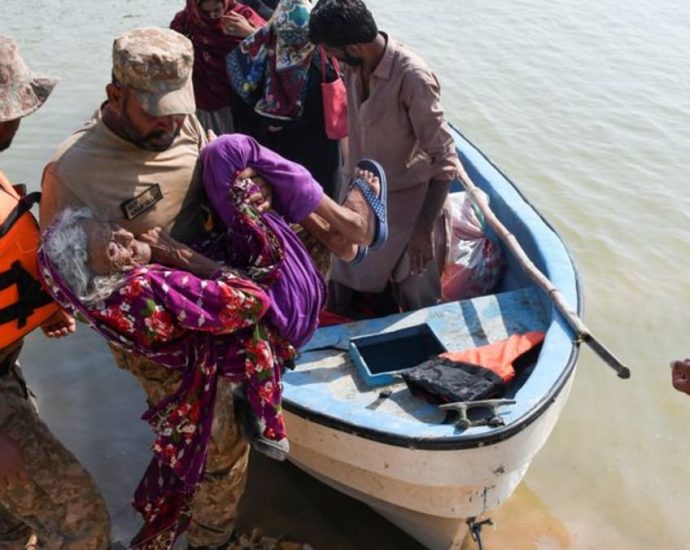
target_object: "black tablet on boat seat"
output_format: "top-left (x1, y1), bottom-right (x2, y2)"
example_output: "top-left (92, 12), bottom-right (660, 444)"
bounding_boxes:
top-left (348, 323), bottom-right (447, 387)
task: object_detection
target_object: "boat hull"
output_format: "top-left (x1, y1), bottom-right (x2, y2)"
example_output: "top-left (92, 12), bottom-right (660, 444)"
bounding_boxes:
top-left (286, 373), bottom-right (574, 549)
top-left (282, 125), bottom-right (582, 548)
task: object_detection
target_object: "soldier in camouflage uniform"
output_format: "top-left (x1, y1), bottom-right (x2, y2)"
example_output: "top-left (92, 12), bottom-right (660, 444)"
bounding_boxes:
top-left (41, 28), bottom-right (343, 549)
top-left (0, 37), bottom-right (111, 549)
top-left (40, 28), bottom-right (251, 550)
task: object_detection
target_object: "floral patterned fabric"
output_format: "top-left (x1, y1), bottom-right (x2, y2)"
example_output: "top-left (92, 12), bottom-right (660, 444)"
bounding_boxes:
top-left (37, 185), bottom-right (298, 549)
top-left (200, 134), bottom-right (326, 349)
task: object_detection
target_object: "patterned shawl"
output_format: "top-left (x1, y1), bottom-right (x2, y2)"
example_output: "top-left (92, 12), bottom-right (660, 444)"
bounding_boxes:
top-left (227, 0), bottom-right (317, 120)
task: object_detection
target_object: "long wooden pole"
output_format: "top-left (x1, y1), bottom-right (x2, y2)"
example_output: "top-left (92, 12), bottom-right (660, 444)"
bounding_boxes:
top-left (457, 169), bottom-right (631, 379)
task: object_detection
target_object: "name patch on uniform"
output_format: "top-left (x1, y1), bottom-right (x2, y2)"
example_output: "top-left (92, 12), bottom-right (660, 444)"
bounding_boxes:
top-left (121, 184), bottom-right (163, 220)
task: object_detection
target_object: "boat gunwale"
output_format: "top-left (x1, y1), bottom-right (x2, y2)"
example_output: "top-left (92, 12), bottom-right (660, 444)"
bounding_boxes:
top-left (283, 126), bottom-right (583, 451)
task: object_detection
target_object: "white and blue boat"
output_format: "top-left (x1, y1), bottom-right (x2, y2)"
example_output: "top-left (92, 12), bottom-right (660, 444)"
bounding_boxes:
top-left (281, 125), bottom-right (582, 550)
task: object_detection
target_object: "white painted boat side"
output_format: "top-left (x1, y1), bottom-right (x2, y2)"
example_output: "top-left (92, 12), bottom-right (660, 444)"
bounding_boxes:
top-left (295, 462), bottom-right (472, 550)
top-left (286, 373), bottom-right (574, 521)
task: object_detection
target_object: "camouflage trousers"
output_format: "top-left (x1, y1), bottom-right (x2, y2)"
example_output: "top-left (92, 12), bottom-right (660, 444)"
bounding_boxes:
top-left (0, 359), bottom-right (110, 549)
top-left (109, 347), bottom-right (250, 548)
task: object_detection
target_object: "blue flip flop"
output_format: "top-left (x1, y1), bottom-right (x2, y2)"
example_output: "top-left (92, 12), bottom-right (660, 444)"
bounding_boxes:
top-left (350, 159), bottom-right (388, 251)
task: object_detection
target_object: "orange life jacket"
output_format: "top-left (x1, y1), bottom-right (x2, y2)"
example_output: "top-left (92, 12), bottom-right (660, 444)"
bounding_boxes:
top-left (0, 171), bottom-right (57, 349)
top-left (441, 331), bottom-right (546, 383)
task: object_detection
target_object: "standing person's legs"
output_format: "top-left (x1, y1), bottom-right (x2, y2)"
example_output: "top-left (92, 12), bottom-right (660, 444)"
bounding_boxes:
top-left (328, 210), bottom-right (448, 316)
top-left (326, 280), bottom-right (358, 319)
top-left (326, 280), bottom-right (400, 319)
top-left (0, 503), bottom-right (32, 548)
top-left (391, 214), bottom-right (448, 311)
top-left (0, 363), bottom-right (110, 550)
top-left (110, 349), bottom-right (249, 549)
top-left (392, 266), bottom-right (444, 312)
top-left (185, 379), bottom-right (249, 549)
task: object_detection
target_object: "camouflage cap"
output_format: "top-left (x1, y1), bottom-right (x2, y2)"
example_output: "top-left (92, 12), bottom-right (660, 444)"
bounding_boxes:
top-left (112, 27), bottom-right (196, 117)
top-left (0, 36), bottom-right (59, 122)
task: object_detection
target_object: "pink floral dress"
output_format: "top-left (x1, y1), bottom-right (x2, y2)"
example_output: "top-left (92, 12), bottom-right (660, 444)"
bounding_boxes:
top-left (39, 260), bottom-right (296, 549)
top-left (38, 189), bottom-right (299, 549)
top-left (38, 134), bottom-right (333, 549)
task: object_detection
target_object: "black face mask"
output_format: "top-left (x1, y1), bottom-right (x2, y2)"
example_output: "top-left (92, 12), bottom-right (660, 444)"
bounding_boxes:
top-left (0, 138), bottom-right (13, 153)
top-left (340, 49), bottom-right (364, 67)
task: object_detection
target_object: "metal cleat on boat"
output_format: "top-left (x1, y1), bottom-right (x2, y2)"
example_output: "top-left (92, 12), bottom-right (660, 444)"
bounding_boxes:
top-left (439, 399), bottom-right (517, 430)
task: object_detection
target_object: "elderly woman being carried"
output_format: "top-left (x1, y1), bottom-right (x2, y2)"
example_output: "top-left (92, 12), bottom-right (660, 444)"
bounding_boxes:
top-left (40, 203), bottom-right (297, 546)
top-left (38, 134), bottom-right (388, 546)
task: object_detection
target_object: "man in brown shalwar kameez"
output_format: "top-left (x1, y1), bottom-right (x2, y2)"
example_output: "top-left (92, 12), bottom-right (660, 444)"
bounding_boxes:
top-left (309, 0), bottom-right (462, 316)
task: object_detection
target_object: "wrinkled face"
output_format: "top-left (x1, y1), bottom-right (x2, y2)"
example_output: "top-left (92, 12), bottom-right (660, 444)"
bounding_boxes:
top-left (0, 119), bottom-right (21, 152)
top-left (321, 45), bottom-right (363, 67)
top-left (87, 221), bottom-right (151, 276)
top-left (199, 0), bottom-right (225, 19)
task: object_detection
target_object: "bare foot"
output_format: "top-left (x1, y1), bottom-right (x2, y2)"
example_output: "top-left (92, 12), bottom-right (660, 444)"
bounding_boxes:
top-left (331, 237), bottom-right (359, 262)
top-left (341, 169), bottom-right (381, 246)
top-left (303, 213), bottom-right (358, 261)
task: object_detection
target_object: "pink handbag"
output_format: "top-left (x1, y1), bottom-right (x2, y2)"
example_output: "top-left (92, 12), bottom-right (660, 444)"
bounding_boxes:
top-left (320, 48), bottom-right (348, 140)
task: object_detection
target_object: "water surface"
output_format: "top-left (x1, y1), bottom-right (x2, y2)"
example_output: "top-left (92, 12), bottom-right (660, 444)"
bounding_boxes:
top-left (3, 1), bottom-right (690, 548)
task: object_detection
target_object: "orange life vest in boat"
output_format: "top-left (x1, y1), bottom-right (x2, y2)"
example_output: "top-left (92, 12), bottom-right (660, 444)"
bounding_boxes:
top-left (0, 171), bottom-right (58, 350)
top-left (441, 331), bottom-right (546, 383)
top-left (401, 332), bottom-right (546, 403)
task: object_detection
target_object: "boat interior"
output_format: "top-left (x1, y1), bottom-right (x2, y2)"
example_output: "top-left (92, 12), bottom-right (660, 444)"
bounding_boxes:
top-left (283, 127), bottom-right (581, 448)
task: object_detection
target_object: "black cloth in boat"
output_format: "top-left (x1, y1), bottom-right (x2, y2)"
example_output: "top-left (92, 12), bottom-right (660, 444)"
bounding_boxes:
top-left (402, 357), bottom-right (505, 404)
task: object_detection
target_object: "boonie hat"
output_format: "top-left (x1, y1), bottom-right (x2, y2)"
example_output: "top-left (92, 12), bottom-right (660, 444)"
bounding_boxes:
top-left (0, 36), bottom-right (59, 122)
top-left (112, 27), bottom-right (196, 116)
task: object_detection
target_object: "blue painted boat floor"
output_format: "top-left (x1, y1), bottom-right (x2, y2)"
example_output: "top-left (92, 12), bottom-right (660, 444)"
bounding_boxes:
top-left (284, 288), bottom-right (549, 440)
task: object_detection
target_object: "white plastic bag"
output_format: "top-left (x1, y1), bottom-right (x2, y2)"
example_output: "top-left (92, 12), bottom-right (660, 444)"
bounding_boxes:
top-left (441, 191), bottom-right (503, 301)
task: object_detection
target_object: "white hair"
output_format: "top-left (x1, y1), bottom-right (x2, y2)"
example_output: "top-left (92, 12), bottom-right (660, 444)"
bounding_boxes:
top-left (42, 207), bottom-right (124, 305)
